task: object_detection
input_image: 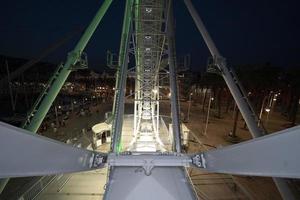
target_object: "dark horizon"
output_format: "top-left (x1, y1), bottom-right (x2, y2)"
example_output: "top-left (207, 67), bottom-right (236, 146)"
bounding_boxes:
top-left (1, 0), bottom-right (299, 71)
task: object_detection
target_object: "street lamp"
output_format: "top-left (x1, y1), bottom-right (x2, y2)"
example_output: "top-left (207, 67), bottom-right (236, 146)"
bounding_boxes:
top-left (204, 94), bottom-right (214, 136)
top-left (187, 93), bottom-right (193, 122)
top-left (265, 107), bottom-right (271, 127)
top-left (55, 106), bottom-right (59, 127)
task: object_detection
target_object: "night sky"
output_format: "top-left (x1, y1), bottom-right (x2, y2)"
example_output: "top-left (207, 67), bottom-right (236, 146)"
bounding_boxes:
top-left (0, 0), bottom-right (299, 71)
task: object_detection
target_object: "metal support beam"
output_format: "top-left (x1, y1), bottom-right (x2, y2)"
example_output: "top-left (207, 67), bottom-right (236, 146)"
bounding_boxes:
top-left (111, 0), bottom-right (133, 152)
top-left (167, 0), bottom-right (182, 153)
top-left (133, 0), bottom-right (141, 137)
top-left (183, 0), bottom-right (295, 199)
top-left (0, 122), bottom-right (106, 178)
top-left (193, 125), bottom-right (300, 179)
top-left (183, 0), bottom-right (261, 138)
top-left (108, 153), bottom-right (191, 176)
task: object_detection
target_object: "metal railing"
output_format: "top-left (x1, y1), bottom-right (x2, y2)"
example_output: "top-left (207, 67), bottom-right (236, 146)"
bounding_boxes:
top-left (16, 140), bottom-right (83, 200)
top-left (17, 175), bottom-right (56, 200)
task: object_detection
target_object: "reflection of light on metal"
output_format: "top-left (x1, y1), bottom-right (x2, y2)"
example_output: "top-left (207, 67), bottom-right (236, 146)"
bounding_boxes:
top-left (92, 96), bottom-right (96, 99)
top-left (248, 92), bottom-right (252, 95)
top-left (58, 105), bottom-right (62, 109)
top-left (211, 97), bottom-right (214, 101)
top-left (265, 108), bottom-right (271, 112)
top-left (168, 92), bottom-right (171, 98)
top-left (273, 98), bottom-right (277, 101)
top-left (73, 101), bottom-right (77, 104)
top-left (145, 8), bottom-right (152, 13)
top-left (136, 145), bottom-right (156, 152)
top-left (113, 87), bottom-right (115, 90)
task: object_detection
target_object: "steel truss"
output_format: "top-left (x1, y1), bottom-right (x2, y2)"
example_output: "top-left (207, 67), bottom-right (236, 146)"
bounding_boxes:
top-left (129, 0), bottom-right (174, 152)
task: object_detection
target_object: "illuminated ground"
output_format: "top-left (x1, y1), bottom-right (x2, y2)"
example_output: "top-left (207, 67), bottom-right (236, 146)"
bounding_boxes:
top-left (32, 100), bottom-right (297, 199)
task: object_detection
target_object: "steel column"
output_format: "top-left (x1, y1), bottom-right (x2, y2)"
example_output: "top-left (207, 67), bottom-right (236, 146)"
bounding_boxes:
top-left (183, 0), bottom-right (261, 138)
top-left (183, 0), bottom-right (295, 199)
top-left (111, 0), bottom-right (133, 152)
top-left (167, 0), bottom-right (182, 153)
top-left (133, 0), bottom-right (141, 137)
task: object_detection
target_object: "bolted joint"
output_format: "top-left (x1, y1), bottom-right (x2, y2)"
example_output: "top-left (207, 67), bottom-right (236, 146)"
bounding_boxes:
top-left (91, 153), bottom-right (107, 168)
top-left (191, 153), bottom-right (206, 168)
top-left (68, 51), bottom-right (88, 71)
top-left (67, 50), bottom-right (81, 66)
top-left (207, 55), bottom-right (225, 75)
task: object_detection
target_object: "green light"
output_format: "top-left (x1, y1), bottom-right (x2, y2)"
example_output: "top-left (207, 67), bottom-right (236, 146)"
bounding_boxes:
top-left (117, 143), bottom-right (123, 153)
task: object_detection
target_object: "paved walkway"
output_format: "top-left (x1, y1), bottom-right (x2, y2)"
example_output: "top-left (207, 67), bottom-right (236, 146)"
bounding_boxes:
top-left (37, 169), bottom-right (107, 200)
top-left (177, 101), bottom-right (292, 200)
top-left (35, 100), bottom-right (296, 200)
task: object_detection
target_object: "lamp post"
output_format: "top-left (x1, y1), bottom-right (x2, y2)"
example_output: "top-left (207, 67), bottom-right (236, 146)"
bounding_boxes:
top-left (258, 95), bottom-right (268, 127)
top-left (264, 92), bottom-right (279, 127)
top-left (187, 93), bottom-right (193, 122)
top-left (55, 105), bottom-right (59, 127)
top-left (265, 107), bottom-right (271, 127)
top-left (204, 93), bottom-right (214, 136)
